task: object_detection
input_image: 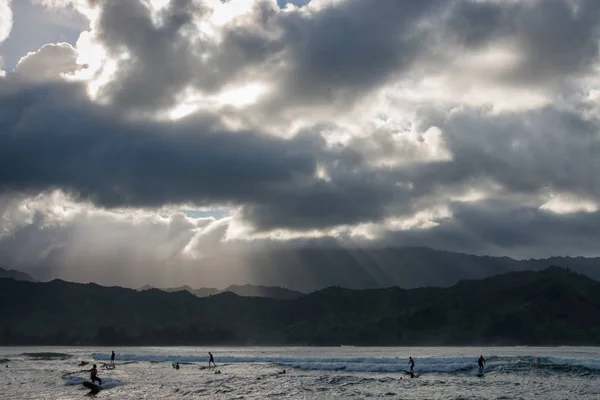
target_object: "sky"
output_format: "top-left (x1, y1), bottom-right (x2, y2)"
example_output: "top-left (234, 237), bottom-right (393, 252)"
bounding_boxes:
top-left (1, 0), bottom-right (600, 288)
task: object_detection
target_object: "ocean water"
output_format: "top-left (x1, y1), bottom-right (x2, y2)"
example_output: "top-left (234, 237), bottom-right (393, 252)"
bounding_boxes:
top-left (1, 346), bottom-right (599, 399)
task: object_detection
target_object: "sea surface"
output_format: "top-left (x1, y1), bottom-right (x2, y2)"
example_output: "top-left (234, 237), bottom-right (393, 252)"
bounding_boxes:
top-left (1, 346), bottom-right (599, 399)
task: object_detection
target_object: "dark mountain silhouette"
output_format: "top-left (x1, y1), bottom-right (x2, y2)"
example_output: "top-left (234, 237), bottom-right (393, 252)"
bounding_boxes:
top-left (0, 267), bottom-right (36, 282)
top-left (2, 267), bottom-right (600, 346)
top-left (138, 284), bottom-right (303, 299)
top-left (172, 247), bottom-right (600, 292)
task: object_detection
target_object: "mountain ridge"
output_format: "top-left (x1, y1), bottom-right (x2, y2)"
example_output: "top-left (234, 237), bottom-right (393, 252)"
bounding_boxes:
top-left (4, 247), bottom-right (600, 292)
top-left (2, 266), bottom-right (600, 346)
top-left (0, 267), bottom-right (36, 282)
top-left (138, 283), bottom-right (304, 299)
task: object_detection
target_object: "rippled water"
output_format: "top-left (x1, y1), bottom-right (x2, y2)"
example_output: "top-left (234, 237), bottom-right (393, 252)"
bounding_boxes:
top-left (1, 346), bottom-right (599, 399)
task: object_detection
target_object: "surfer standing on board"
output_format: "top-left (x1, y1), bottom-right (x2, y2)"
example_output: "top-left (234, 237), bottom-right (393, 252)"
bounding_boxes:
top-left (88, 364), bottom-right (102, 385)
top-left (408, 357), bottom-right (415, 374)
top-left (111, 351), bottom-right (115, 367)
top-left (478, 355), bottom-right (486, 373)
top-left (208, 352), bottom-right (216, 368)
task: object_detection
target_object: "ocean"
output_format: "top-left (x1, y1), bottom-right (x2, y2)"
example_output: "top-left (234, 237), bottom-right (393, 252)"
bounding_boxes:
top-left (1, 346), bottom-right (599, 399)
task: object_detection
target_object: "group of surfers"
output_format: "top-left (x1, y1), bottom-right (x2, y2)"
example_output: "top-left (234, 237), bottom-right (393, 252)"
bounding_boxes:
top-left (82, 352), bottom-right (490, 386)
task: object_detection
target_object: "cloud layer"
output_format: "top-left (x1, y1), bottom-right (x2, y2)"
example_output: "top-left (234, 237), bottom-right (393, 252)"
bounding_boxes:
top-left (2, 0), bottom-right (600, 286)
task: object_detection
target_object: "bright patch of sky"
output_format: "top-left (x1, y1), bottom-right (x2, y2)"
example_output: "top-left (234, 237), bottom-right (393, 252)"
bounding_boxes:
top-left (1, 0), bottom-right (87, 71)
top-left (183, 209), bottom-right (230, 220)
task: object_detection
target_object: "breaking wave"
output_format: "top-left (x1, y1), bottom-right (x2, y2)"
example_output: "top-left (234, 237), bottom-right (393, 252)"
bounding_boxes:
top-left (92, 353), bottom-right (600, 376)
top-left (22, 352), bottom-right (72, 360)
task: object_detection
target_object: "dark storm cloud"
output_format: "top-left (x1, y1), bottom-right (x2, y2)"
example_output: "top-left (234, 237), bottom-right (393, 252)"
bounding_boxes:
top-left (397, 106), bottom-right (600, 202)
top-left (3, 0), bottom-right (600, 241)
top-left (89, 0), bottom-right (447, 113)
top-left (273, 0), bottom-right (444, 103)
top-left (0, 80), bottom-right (320, 209)
top-left (240, 168), bottom-right (400, 230)
top-left (379, 199), bottom-right (600, 259)
top-left (95, 0), bottom-right (204, 110)
top-left (85, 0), bottom-right (600, 115)
top-left (440, 0), bottom-right (600, 85)
top-left (0, 78), bottom-right (409, 231)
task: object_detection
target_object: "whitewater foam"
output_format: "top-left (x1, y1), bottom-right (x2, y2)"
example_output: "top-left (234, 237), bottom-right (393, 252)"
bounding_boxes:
top-left (91, 352), bottom-right (600, 375)
top-left (3, 346), bottom-right (600, 399)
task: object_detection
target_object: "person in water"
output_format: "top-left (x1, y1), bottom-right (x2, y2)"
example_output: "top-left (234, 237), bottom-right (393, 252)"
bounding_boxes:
top-left (208, 352), bottom-right (216, 368)
top-left (408, 357), bottom-right (415, 373)
top-left (88, 364), bottom-right (102, 386)
top-left (110, 351), bottom-right (115, 367)
top-left (478, 355), bottom-right (486, 373)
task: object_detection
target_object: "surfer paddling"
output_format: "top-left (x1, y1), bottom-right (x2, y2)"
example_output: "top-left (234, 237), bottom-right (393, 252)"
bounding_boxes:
top-left (208, 352), bottom-right (216, 368)
top-left (478, 355), bottom-right (486, 373)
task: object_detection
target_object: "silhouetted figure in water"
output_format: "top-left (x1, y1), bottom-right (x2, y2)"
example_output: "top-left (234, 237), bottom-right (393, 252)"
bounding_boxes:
top-left (88, 364), bottom-right (102, 385)
top-left (111, 351), bottom-right (115, 367)
top-left (214, 369), bottom-right (221, 374)
top-left (409, 357), bottom-right (415, 373)
top-left (478, 355), bottom-right (486, 373)
top-left (208, 352), bottom-right (216, 368)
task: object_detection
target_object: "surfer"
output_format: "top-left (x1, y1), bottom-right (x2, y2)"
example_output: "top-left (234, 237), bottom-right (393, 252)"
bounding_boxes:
top-left (408, 357), bottom-right (415, 374)
top-left (173, 362), bottom-right (180, 370)
top-left (111, 351), bottom-right (115, 367)
top-left (87, 364), bottom-right (102, 386)
top-left (478, 355), bottom-right (486, 373)
top-left (208, 352), bottom-right (216, 368)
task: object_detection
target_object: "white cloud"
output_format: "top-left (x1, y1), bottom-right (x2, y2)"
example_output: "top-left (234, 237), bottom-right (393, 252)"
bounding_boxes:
top-left (0, 0), bottom-right (13, 75)
top-left (540, 193), bottom-right (599, 215)
top-left (0, 0), bottom-right (12, 43)
top-left (16, 42), bottom-right (82, 81)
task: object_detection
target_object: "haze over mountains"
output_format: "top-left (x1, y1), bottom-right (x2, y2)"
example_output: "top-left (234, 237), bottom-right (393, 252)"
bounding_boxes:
top-left (6, 247), bottom-right (600, 292)
top-left (2, 267), bottom-right (600, 346)
top-left (0, 267), bottom-right (36, 282)
top-left (139, 284), bottom-right (304, 300)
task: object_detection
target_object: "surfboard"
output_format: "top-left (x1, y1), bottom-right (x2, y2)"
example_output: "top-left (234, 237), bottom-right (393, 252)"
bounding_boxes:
top-left (82, 381), bottom-right (101, 394)
top-left (477, 372), bottom-right (484, 377)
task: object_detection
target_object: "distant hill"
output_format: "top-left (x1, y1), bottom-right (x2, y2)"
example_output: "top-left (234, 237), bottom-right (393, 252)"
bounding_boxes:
top-left (6, 247), bottom-right (600, 292)
top-left (0, 267), bottom-right (36, 282)
top-left (2, 267), bottom-right (600, 346)
top-left (185, 247), bottom-right (600, 292)
top-left (138, 284), bottom-right (303, 299)
top-left (222, 284), bottom-right (304, 300)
